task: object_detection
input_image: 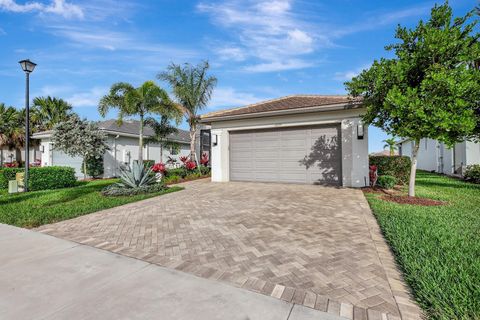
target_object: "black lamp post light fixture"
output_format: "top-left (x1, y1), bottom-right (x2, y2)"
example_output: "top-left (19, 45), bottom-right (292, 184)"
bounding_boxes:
top-left (19, 59), bottom-right (37, 192)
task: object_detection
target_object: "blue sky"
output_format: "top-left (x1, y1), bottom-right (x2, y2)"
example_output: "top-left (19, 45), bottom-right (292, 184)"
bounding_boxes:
top-left (0, 0), bottom-right (475, 152)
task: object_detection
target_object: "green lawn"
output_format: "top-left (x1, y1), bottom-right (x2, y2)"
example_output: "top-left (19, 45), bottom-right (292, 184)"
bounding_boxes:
top-left (0, 179), bottom-right (183, 228)
top-left (365, 171), bottom-right (480, 320)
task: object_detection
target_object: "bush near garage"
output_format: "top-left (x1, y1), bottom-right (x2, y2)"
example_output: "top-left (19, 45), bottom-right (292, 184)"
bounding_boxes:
top-left (369, 156), bottom-right (411, 184)
top-left (464, 164), bottom-right (480, 184)
top-left (81, 157), bottom-right (104, 178)
top-left (377, 175), bottom-right (397, 189)
top-left (0, 166), bottom-right (76, 191)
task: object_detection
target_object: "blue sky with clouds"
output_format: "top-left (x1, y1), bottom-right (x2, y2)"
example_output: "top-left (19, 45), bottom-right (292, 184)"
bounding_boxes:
top-left (0, 0), bottom-right (475, 152)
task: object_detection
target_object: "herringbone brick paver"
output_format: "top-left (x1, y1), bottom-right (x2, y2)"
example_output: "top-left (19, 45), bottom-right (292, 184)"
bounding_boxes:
top-left (36, 179), bottom-right (422, 319)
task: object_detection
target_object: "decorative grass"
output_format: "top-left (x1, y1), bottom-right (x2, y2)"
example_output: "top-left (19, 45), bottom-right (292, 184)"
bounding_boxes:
top-left (0, 179), bottom-right (183, 228)
top-left (365, 171), bottom-right (480, 320)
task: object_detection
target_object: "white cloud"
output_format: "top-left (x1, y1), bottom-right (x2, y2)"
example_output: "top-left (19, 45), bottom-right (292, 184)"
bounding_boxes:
top-left (198, 0), bottom-right (316, 72)
top-left (0, 0), bottom-right (84, 19)
top-left (217, 47), bottom-right (246, 61)
top-left (334, 64), bottom-right (371, 81)
top-left (65, 87), bottom-right (107, 107)
top-left (244, 59), bottom-right (313, 73)
top-left (208, 87), bottom-right (267, 109)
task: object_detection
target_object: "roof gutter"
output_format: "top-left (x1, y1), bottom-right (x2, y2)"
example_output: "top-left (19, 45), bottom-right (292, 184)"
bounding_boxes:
top-left (200, 102), bottom-right (363, 123)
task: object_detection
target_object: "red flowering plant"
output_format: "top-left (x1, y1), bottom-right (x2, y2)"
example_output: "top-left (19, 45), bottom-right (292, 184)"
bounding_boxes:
top-left (152, 163), bottom-right (167, 174)
top-left (4, 162), bottom-right (18, 168)
top-left (200, 153), bottom-right (209, 166)
top-left (185, 160), bottom-right (197, 171)
top-left (179, 156), bottom-right (188, 164)
top-left (369, 165), bottom-right (378, 187)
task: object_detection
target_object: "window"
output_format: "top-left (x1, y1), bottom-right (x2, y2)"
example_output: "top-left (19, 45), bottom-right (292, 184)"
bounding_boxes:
top-left (170, 146), bottom-right (179, 155)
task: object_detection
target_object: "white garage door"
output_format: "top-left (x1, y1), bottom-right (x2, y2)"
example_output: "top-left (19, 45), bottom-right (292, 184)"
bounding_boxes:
top-left (52, 150), bottom-right (83, 178)
top-left (229, 125), bottom-right (341, 185)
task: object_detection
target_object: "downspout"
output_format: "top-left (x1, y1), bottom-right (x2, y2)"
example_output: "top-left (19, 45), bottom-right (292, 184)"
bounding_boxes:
top-left (114, 135), bottom-right (119, 177)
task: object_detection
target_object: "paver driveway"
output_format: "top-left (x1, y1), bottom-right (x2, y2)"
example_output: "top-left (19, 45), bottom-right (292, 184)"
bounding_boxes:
top-left (37, 180), bottom-right (421, 320)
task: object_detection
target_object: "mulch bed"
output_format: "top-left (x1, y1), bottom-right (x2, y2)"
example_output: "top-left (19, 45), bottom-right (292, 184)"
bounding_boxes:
top-left (165, 175), bottom-right (211, 185)
top-left (380, 195), bottom-right (447, 206)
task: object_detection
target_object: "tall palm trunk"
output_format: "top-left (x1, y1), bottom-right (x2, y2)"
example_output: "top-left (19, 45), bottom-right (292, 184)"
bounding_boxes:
top-left (408, 140), bottom-right (420, 197)
top-left (15, 148), bottom-right (22, 165)
top-left (189, 125), bottom-right (196, 162)
top-left (138, 114), bottom-right (144, 164)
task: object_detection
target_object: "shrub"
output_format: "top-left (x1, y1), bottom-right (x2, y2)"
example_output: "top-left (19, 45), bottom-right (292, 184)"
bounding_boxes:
top-left (163, 175), bottom-right (181, 184)
top-left (464, 164), bottom-right (480, 184)
top-left (369, 156), bottom-right (411, 184)
top-left (200, 153), bottom-right (209, 166)
top-left (185, 160), bottom-right (196, 171)
top-left (117, 162), bottom-right (155, 188)
top-left (143, 160), bottom-right (155, 168)
top-left (199, 165), bottom-right (211, 176)
top-left (101, 182), bottom-right (165, 196)
top-left (377, 175), bottom-right (397, 189)
top-left (0, 166), bottom-right (76, 191)
top-left (81, 157), bottom-right (104, 178)
top-left (166, 168), bottom-right (188, 178)
top-left (152, 163), bottom-right (166, 174)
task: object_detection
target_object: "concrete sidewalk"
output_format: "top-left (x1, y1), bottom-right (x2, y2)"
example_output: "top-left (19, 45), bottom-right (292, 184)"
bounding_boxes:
top-left (0, 224), bottom-right (344, 320)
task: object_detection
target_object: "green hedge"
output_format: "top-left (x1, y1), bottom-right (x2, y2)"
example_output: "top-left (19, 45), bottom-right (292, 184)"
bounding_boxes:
top-left (0, 166), bottom-right (76, 191)
top-left (377, 175), bottom-right (397, 189)
top-left (369, 156), bottom-right (411, 184)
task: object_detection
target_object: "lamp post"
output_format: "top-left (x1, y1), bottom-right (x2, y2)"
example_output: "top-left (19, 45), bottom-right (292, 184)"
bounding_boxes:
top-left (19, 59), bottom-right (36, 192)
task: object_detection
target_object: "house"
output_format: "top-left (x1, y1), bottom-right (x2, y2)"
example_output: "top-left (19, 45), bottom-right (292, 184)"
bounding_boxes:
top-left (200, 95), bottom-right (368, 187)
top-left (0, 147), bottom-right (40, 167)
top-left (31, 120), bottom-right (194, 178)
top-left (397, 138), bottom-right (480, 175)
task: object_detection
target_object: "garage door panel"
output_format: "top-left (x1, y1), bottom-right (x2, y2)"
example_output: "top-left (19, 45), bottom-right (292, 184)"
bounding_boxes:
top-left (230, 125), bottom-right (341, 185)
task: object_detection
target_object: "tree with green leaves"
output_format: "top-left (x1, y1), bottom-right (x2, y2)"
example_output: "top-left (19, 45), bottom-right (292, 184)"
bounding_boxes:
top-left (382, 138), bottom-right (398, 156)
top-left (31, 96), bottom-right (74, 131)
top-left (0, 103), bottom-right (25, 165)
top-left (346, 2), bottom-right (480, 197)
top-left (144, 116), bottom-right (180, 162)
top-left (158, 61), bottom-right (217, 162)
top-left (98, 81), bottom-right (174, 163)
top-left (52, 115), bottom-right (109, 179)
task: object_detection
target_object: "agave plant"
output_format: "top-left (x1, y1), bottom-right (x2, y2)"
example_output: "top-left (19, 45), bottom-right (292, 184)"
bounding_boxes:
top-left (117, 161), bottom-right (156, 188)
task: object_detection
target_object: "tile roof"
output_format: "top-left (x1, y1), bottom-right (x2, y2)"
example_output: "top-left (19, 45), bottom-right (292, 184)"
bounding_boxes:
top-left (201, 95), bottom-right (361, 120)
top-left (97, 119), bottom-right (190, 143)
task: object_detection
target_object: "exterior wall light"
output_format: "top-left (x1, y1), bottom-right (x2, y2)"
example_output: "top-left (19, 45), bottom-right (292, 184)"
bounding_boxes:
top-left (212, 134), bottom-right (218, 146)
top-left (357, 122), bottom-right (364, 140)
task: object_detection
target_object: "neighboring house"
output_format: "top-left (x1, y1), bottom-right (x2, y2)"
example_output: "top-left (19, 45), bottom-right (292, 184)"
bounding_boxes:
top-left (0, 147), bottom-right (40, 166)
top-left (397, 138), bottom-right (480, 175)
top-left (200, 95), bottom-right (368, 187)
top-left (31, 120), bottom-right (193, 178)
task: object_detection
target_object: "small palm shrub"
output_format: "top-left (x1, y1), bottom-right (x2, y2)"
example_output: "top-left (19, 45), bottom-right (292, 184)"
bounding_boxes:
top-left (464, 165), bottom-right (480, 184)
top-left (377, 175), bottom-right (397, 189)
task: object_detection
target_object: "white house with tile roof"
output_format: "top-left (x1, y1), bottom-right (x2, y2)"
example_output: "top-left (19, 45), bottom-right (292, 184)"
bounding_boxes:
top-left (31, 120), bottom-right (196, 178)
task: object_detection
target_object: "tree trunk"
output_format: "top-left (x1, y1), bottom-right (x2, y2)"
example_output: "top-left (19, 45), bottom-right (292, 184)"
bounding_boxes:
top-left (15, 149), bottom-right (22, 166)
top-left (189, 125), bottom-right (196, 162)
top-left (408, 140), bottom-right (420, 197)
top-left (83, 157), bottom-right (87, 180)
top-left (160, 145), bottom-right (163, 163)
top-left (138, 114), bottom-right (144, 164)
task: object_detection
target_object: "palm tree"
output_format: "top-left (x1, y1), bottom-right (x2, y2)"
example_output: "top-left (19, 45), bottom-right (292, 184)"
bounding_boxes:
top-left (158, 61), bottom-right (217, 162)
top-left (383, 137), bottom-right (398, 156)
top-left (144, 116), bottom-right (179, 162)
top-left (98, 81), bottom-right (174, 163)
top-left (31, 96), bottom-right (74, 131)
top-left (0, 103), bottom-right (25, 165)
